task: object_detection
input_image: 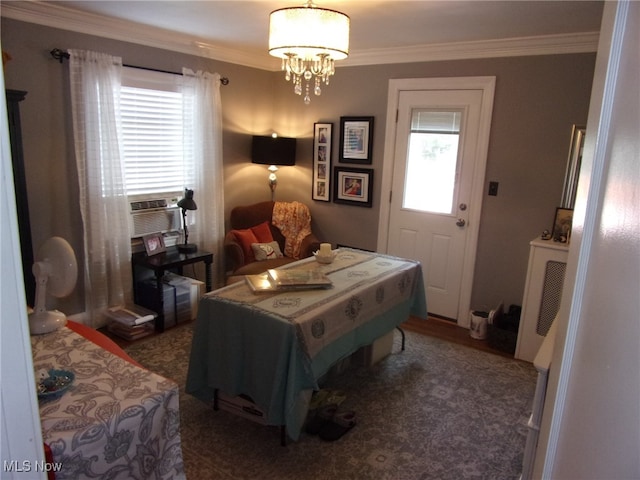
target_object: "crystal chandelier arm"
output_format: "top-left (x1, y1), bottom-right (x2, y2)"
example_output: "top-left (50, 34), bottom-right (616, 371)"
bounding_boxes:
top-left (309, 54), bottom-right (329, 75)
top-left (289, 55), bottom-right (307, 76)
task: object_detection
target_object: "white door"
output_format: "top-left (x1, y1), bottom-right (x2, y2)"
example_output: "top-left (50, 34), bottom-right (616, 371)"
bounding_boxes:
top-left (378, 78), bottom-right (495, 325)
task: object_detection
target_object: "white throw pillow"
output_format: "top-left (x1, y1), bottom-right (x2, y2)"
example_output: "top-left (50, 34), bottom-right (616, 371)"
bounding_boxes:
top-left (251, 241), bottom-right (284, 261)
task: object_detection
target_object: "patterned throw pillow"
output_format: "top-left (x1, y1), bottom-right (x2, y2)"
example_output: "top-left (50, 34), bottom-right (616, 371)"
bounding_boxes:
top-left (251, 241), bottom-right (284, 261)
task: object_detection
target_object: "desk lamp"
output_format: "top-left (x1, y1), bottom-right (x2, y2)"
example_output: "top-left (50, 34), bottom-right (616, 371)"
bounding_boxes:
top-left (177, 188), bottom-right (198, 253)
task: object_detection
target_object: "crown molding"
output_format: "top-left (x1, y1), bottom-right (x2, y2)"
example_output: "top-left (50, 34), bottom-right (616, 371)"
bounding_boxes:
top-left (344, 32), bottom-right (599, 67)
top-left (1, 1), bottom-right (276, 70)
top-left (2, 1), bottom-right (599, 72)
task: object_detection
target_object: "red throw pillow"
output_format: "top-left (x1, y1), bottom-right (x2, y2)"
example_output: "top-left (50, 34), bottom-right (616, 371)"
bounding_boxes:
top-left (251, 221), bottom-right (274, 243)
top-left (66, 320), bottom-right (143, 368)
top-left (232, 228), bottom-right (259, 263)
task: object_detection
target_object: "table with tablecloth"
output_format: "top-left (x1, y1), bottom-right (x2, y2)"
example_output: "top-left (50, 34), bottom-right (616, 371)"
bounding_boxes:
top-left (31, 326), bottom-right (185, 479)
top-left (185, 248), bottom-right (427, 441)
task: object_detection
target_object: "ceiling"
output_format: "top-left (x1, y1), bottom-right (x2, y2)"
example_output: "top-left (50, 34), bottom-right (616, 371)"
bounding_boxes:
top-left (3, 1), bottom-right (604, 70)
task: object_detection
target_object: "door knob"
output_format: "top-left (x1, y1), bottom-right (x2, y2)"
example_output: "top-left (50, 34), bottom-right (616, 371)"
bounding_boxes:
top-left (459, 203), bottom-right (467, 211)
top-left (456, 218), bottom-right (466, 227)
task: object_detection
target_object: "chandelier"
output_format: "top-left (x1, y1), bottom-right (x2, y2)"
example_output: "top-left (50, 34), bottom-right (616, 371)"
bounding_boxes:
top-left (269, 1), bottom-right (350, 104)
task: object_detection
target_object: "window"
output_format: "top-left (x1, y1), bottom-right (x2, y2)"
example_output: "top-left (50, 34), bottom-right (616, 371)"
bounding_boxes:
top-left (403, 109), bottom-right (462, 214)
top-left (120, 67), bottom-right (193, 199)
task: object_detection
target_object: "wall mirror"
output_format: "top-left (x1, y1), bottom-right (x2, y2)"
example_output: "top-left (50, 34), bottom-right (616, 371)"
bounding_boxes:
top-left (560, 124), bottom-right (586, 209)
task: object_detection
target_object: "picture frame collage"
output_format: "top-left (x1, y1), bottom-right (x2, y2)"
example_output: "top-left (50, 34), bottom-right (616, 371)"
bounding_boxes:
top-left (312, 123), bottom-right (332, 202)
top-left (312, 116), bottom-right (374, 207)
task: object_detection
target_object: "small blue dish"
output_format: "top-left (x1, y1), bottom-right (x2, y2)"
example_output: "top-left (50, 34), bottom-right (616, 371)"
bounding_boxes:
top-left (37, 369), bottom-right (74, 400)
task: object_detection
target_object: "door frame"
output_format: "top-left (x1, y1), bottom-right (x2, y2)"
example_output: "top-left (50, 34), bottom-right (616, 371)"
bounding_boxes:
top-left (377, 77), bottom-right (496, 327)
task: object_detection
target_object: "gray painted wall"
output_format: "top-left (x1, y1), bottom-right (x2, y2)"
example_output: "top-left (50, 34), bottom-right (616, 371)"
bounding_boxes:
top-left (2, 17), bottom-right (595, 320)
top-left (261, 55), bottom-right (596, 314)
top-left (535, 3), bottom-right (640, 476)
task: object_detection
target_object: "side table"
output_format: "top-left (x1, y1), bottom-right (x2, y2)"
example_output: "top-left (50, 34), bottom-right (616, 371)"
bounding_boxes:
top-left (131, 247), bottom-right (213, 332)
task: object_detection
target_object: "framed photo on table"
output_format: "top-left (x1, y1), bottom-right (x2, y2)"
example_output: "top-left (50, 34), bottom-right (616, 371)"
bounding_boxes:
top-left (339, 116), bottom-right (374, 164)
top-left (333, 167), bottom-right (374, 207)
top-left (312, 122), bottom-right (332, 201)
top-left (143, 233), bottom-right (166, 256)
top-left (552, 207), bottom-right (573, 243)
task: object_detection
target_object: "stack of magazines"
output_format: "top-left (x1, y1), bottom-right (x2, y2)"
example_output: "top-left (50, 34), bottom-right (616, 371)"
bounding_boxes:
top-left (105, 305), bottom-right (156, 340)
top-left (245, 269), bottom-right (333, 293)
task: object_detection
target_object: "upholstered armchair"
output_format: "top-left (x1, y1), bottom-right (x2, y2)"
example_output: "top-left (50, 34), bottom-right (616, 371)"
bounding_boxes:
top-left (224, 201), bottom-right (321, 284)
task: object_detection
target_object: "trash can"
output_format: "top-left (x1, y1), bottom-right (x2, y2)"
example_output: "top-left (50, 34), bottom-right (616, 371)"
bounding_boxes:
top-left (469, 310), bottom-right (489, 340)
top-left (487, 305), bottom-right (521, 354)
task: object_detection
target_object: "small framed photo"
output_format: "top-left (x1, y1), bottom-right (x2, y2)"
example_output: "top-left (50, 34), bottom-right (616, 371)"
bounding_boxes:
top-left (339, 116), bottom-right (374, 164)
top-left (552, 207), bottom-right (573, 243)
top-left (333, 167), bottom-right (374, 207)
top-left (143, 233), bottom-right (166, 256)
top-left (312, 122), bottom-right (332, 201)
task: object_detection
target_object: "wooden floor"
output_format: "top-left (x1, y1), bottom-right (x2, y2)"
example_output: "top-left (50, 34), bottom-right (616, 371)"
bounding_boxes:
top-left (401, 315), bottom-right (515, 358)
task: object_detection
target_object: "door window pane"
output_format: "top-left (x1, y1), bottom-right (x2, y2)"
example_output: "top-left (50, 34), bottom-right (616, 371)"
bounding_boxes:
top-left (403, 110), bottom-right (461, 214)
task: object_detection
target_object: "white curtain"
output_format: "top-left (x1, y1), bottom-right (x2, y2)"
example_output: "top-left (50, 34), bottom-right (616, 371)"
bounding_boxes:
top-left (69, 49), bottom-right (132, 327)
top-left (182, 69), bottom-right (225, 287)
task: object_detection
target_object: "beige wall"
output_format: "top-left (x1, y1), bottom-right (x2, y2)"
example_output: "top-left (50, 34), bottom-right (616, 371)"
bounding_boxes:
top-left (1, 17), bottom-right (595, 320)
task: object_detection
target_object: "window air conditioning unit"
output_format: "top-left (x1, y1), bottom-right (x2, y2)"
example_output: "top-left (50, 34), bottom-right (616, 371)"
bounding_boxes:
top-left (129, 198), bottom-right (181, 238)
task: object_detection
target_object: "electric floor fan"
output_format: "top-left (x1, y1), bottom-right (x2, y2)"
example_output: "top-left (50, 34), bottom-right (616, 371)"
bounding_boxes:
top-left (28, 236), bottom-right (78, 335)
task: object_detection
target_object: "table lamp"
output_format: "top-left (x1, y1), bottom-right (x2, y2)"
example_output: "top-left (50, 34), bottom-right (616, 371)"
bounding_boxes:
top-left (177, 188), bottom-right (198, 253)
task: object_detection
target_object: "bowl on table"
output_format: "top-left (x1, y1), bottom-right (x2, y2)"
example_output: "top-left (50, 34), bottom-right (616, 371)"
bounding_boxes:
top-left (313, 251), bottom-right (337, 264)
top-left (37, 369), bottom-right (74, 400)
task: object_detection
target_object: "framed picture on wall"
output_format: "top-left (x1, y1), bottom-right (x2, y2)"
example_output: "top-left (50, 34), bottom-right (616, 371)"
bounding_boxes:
top-left (339, 116), bottom-right (374, 164)
top-left (333, 167), bottom-right (374, 207)
top-left (312, 122), bottom-right (332, 201)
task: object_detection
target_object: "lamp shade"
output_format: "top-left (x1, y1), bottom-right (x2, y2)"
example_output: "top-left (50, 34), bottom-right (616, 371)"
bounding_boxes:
top-left (252, 135), bottom-right (296, 166)
top-left (268, 2), bottom-right (349, 104)
top-left (177, 189), bottom-right (197, 210)
top-left (269, 6), bottom-right (350, 61)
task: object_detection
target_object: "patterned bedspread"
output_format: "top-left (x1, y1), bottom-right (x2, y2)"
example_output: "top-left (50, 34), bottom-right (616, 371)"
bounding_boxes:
top-left (32, 327), bottom-right (185, 479)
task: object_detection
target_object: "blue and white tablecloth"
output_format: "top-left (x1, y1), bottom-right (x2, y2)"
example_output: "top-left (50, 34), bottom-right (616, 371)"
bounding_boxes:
top-left (186, 248), bottom-right (427, 440)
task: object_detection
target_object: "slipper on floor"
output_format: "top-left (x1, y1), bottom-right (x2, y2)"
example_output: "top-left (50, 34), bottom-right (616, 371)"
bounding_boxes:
top-left (324, 390), bottom-right (347, 407)
top-left (319, 410), bottom-right (356, 441)
top-left (308, 390), bottom-right (331, 411)
top-left (305, 403), bottom-right (339, 435)
top-left (309, 389), bottom-right (347, 412)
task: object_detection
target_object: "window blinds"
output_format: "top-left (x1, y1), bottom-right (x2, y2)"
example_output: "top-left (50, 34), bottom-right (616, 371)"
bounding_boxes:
top-left (411, 110), bottom-right (462, 134)
top-left (120, 67), bottom-right (189, 196)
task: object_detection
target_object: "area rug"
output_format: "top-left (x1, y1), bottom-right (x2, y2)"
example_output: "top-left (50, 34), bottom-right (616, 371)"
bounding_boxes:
top-left (125, 322), bottom-right (536, 480)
